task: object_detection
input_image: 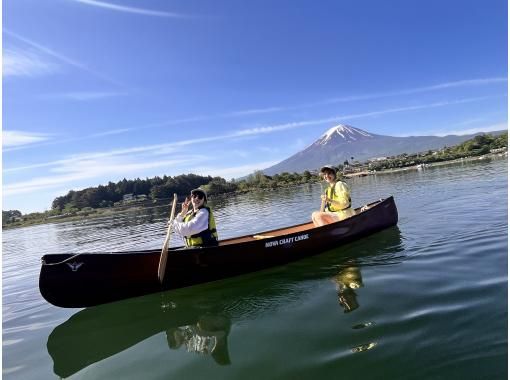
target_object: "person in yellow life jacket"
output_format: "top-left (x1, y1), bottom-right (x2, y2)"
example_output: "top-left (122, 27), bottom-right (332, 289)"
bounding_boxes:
top-left (171, 188), bottom-right (218, 247)
top-left (311, 165), bottom-right (355, 227)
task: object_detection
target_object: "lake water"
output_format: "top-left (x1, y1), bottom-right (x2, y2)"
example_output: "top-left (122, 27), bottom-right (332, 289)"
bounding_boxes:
top-left (3, 158), bottom-right (507, 379)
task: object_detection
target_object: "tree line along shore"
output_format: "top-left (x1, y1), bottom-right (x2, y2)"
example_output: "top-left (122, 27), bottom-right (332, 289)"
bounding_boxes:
top-left (3, 132), bottom-right (507, 229)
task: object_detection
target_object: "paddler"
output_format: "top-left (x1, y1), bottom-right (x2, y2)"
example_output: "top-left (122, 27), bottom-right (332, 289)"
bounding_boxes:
top-left (170, 188), bottom-right (219, 247)
top-left (311, 165), bottom-right (355, 226)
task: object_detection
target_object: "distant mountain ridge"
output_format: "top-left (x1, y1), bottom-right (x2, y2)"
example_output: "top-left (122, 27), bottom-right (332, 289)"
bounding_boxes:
top-left (263, 124), bottom-right (505, 175)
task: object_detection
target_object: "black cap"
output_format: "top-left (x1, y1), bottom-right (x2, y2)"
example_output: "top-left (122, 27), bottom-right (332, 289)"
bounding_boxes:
top-left (191, 188), bottom-right (207, 202)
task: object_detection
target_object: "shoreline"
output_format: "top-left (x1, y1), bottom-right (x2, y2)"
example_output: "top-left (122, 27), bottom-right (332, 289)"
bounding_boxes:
top-left (3, 152), bottom-right (507, 230)
top-left (344, 151), bottom-right (507, 177)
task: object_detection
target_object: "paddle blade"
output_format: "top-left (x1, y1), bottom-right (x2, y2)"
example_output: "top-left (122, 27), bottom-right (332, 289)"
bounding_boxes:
top-left (158, 233), bottom-right (171, 283)
top-left (158, 194), bottom-right (178, 283)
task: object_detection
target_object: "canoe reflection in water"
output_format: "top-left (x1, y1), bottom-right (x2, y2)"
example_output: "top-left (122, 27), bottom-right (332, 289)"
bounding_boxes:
top-left (47, 294), bottom-right (234, 378)
top-left (165, 314), bottom-right (231, 365)
top-left (333, 265), bottom-right (364, 313)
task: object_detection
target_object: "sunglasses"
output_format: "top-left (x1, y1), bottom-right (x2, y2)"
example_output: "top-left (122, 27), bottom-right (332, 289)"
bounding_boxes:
top-left (191, 193), bottom-right (204, 200)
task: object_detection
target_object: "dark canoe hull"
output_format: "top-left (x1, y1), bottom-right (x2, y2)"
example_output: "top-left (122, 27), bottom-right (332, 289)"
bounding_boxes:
top-left (40, 196), bottom-right (398, 308)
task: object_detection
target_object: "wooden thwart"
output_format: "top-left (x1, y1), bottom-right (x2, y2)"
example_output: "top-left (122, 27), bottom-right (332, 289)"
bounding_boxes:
top-left (253, 235), bottom-right (275, 240)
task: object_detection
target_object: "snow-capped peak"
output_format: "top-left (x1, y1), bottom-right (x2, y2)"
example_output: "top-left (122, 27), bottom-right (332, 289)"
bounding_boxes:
top-left (318, 124), bottom-right (372, 145)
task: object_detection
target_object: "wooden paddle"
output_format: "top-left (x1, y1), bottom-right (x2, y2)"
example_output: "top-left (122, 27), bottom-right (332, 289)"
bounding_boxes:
top-left (158, 193), bottom-right (178, 284)
top-left (319, 182), bottom-right (326, 212)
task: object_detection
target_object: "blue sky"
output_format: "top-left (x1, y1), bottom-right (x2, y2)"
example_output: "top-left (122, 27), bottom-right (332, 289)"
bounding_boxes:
top-left (3, 0), bottom-right (508, 213)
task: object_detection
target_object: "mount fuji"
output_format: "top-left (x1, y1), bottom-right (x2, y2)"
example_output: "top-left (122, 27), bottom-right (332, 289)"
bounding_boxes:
top-left (262, 124), bottom-right (500, 175)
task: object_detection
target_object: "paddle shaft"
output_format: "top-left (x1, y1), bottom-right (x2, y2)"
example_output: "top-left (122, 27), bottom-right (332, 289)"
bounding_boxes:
top-left (320, 182), bottom-right (326, 212)
top-left (158, 193), bottom-right (178, 283)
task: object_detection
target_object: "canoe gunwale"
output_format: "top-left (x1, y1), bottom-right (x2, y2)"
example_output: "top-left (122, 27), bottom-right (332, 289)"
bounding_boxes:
top-left (41, 197), bottom-right (390, 261)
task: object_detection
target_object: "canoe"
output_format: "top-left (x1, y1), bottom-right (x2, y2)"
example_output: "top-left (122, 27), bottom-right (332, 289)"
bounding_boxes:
top-left (39, 196), bottom-right (398, 308)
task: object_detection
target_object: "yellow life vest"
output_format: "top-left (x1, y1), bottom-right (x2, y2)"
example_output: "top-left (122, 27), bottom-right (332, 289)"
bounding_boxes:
top-left (325, 181), bottom-right (352, 212)
top-left (183, 206), bottom-right (219, 247)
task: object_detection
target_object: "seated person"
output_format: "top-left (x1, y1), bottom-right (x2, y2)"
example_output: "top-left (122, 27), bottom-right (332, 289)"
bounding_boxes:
top-left (311, 165), bottom-right (355, 227)
top-left (171, 188), bottom-right (218, 247)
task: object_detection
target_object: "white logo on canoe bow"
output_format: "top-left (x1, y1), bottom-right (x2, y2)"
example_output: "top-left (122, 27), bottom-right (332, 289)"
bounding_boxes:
top-left (67, 262), bottom-right (84, 272)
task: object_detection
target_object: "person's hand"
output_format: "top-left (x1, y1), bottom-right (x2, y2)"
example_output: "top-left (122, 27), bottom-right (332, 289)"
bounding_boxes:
top-left (180, 197), bottom-right (190, 216)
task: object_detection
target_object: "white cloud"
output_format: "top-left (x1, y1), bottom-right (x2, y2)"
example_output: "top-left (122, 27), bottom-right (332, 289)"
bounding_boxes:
top-left (191, 161), bottom-right (280, 179)
top-left (96, 79), bottom-right (510, 134)
top-left (4, 29), bottom-right (122, 86)
top-left (89, 128), bottom-right (135, 137)
top-left (302, 78), bottom-right (508, 109)
top-left (2, 158), bottom-right (280, 212)
top-left (42, 92), bottom-right (126, 101)
top-left (3, 49), bottom-right (58, 77)
top-left (3, 155), bottom-right (203, 195)
top-left (214, 77), bottom-right (508, 118)
top-left (34, 77), bottom-right (500, 136)
top-left (418, 78), bottom-right (507, 91)
top-left (428, 122), bottom-right (508, 137)
top-left (448, 118), bottom-right (487, 127)
top-left (2, 131), bottom-right (52, 147)
top-left (71, 0), bottom-right (189, 18)
top-left (2, 76), bottom-right (503, 154)
top-left (4, 142), bottom-right (204, 173)
top-left (226, 107), bottom-right (285, 117)
top-left (4, 95), bottom-right (499, 172)
top-left (229, 96), bottom-right (496, 138)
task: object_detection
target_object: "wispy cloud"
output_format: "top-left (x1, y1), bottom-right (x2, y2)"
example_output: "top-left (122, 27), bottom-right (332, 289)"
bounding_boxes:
top-left (3, 48), bottom-right (59, 77)
top-left (4, 100), bottom-right (506, 197)
top-left (192, 161), bottom-right (280, 179)
top-left (4, 142), bottom-right (206, 173)
top-left (426, 122), bottom-right (508, 137)
top-left (214, 77), bottom-right (508, 118)
top-left (41, 91), bottom-right (126, 101)
top-left (4, 29), bottom-right (123, 86)
top-left (341, 97), bottom-right (496, 121)
top-left (3, 95), bottom-right (501, 168)
top-left (79, 77), bottom-right (506, 131)
top-left (82, 77), bottom-right (510, 132)
top-left (232, 96), bottom-right (499, 137)
top-left (317, 78), bottom-right (508, 106)
top-left (70, 0), bottom-right (189, 18)
top-left (88, 128), bottom-right (135, 138)
top-left (448, 118), bottom-right (487, 127)
top-left (3, 155), bottom-right (203, 195)
top-left (4, 76), bottom-right (503, 153)
top-left (2, 126), bottom-right (139, 152)
top-left (416, 78), bottom-right (507, 91)
top-left (3, 157), bottom-right (277, 197)
top-left (225, 107), bottom-right (286, 117)
top-left (2, 131), bottom-right (53, 147)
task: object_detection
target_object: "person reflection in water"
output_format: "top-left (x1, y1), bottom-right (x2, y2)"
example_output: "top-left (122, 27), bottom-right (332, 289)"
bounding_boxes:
top-left (333, 265), bottom-right (364, 313)
top-left (166, 314), bottom-right (231, 366)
